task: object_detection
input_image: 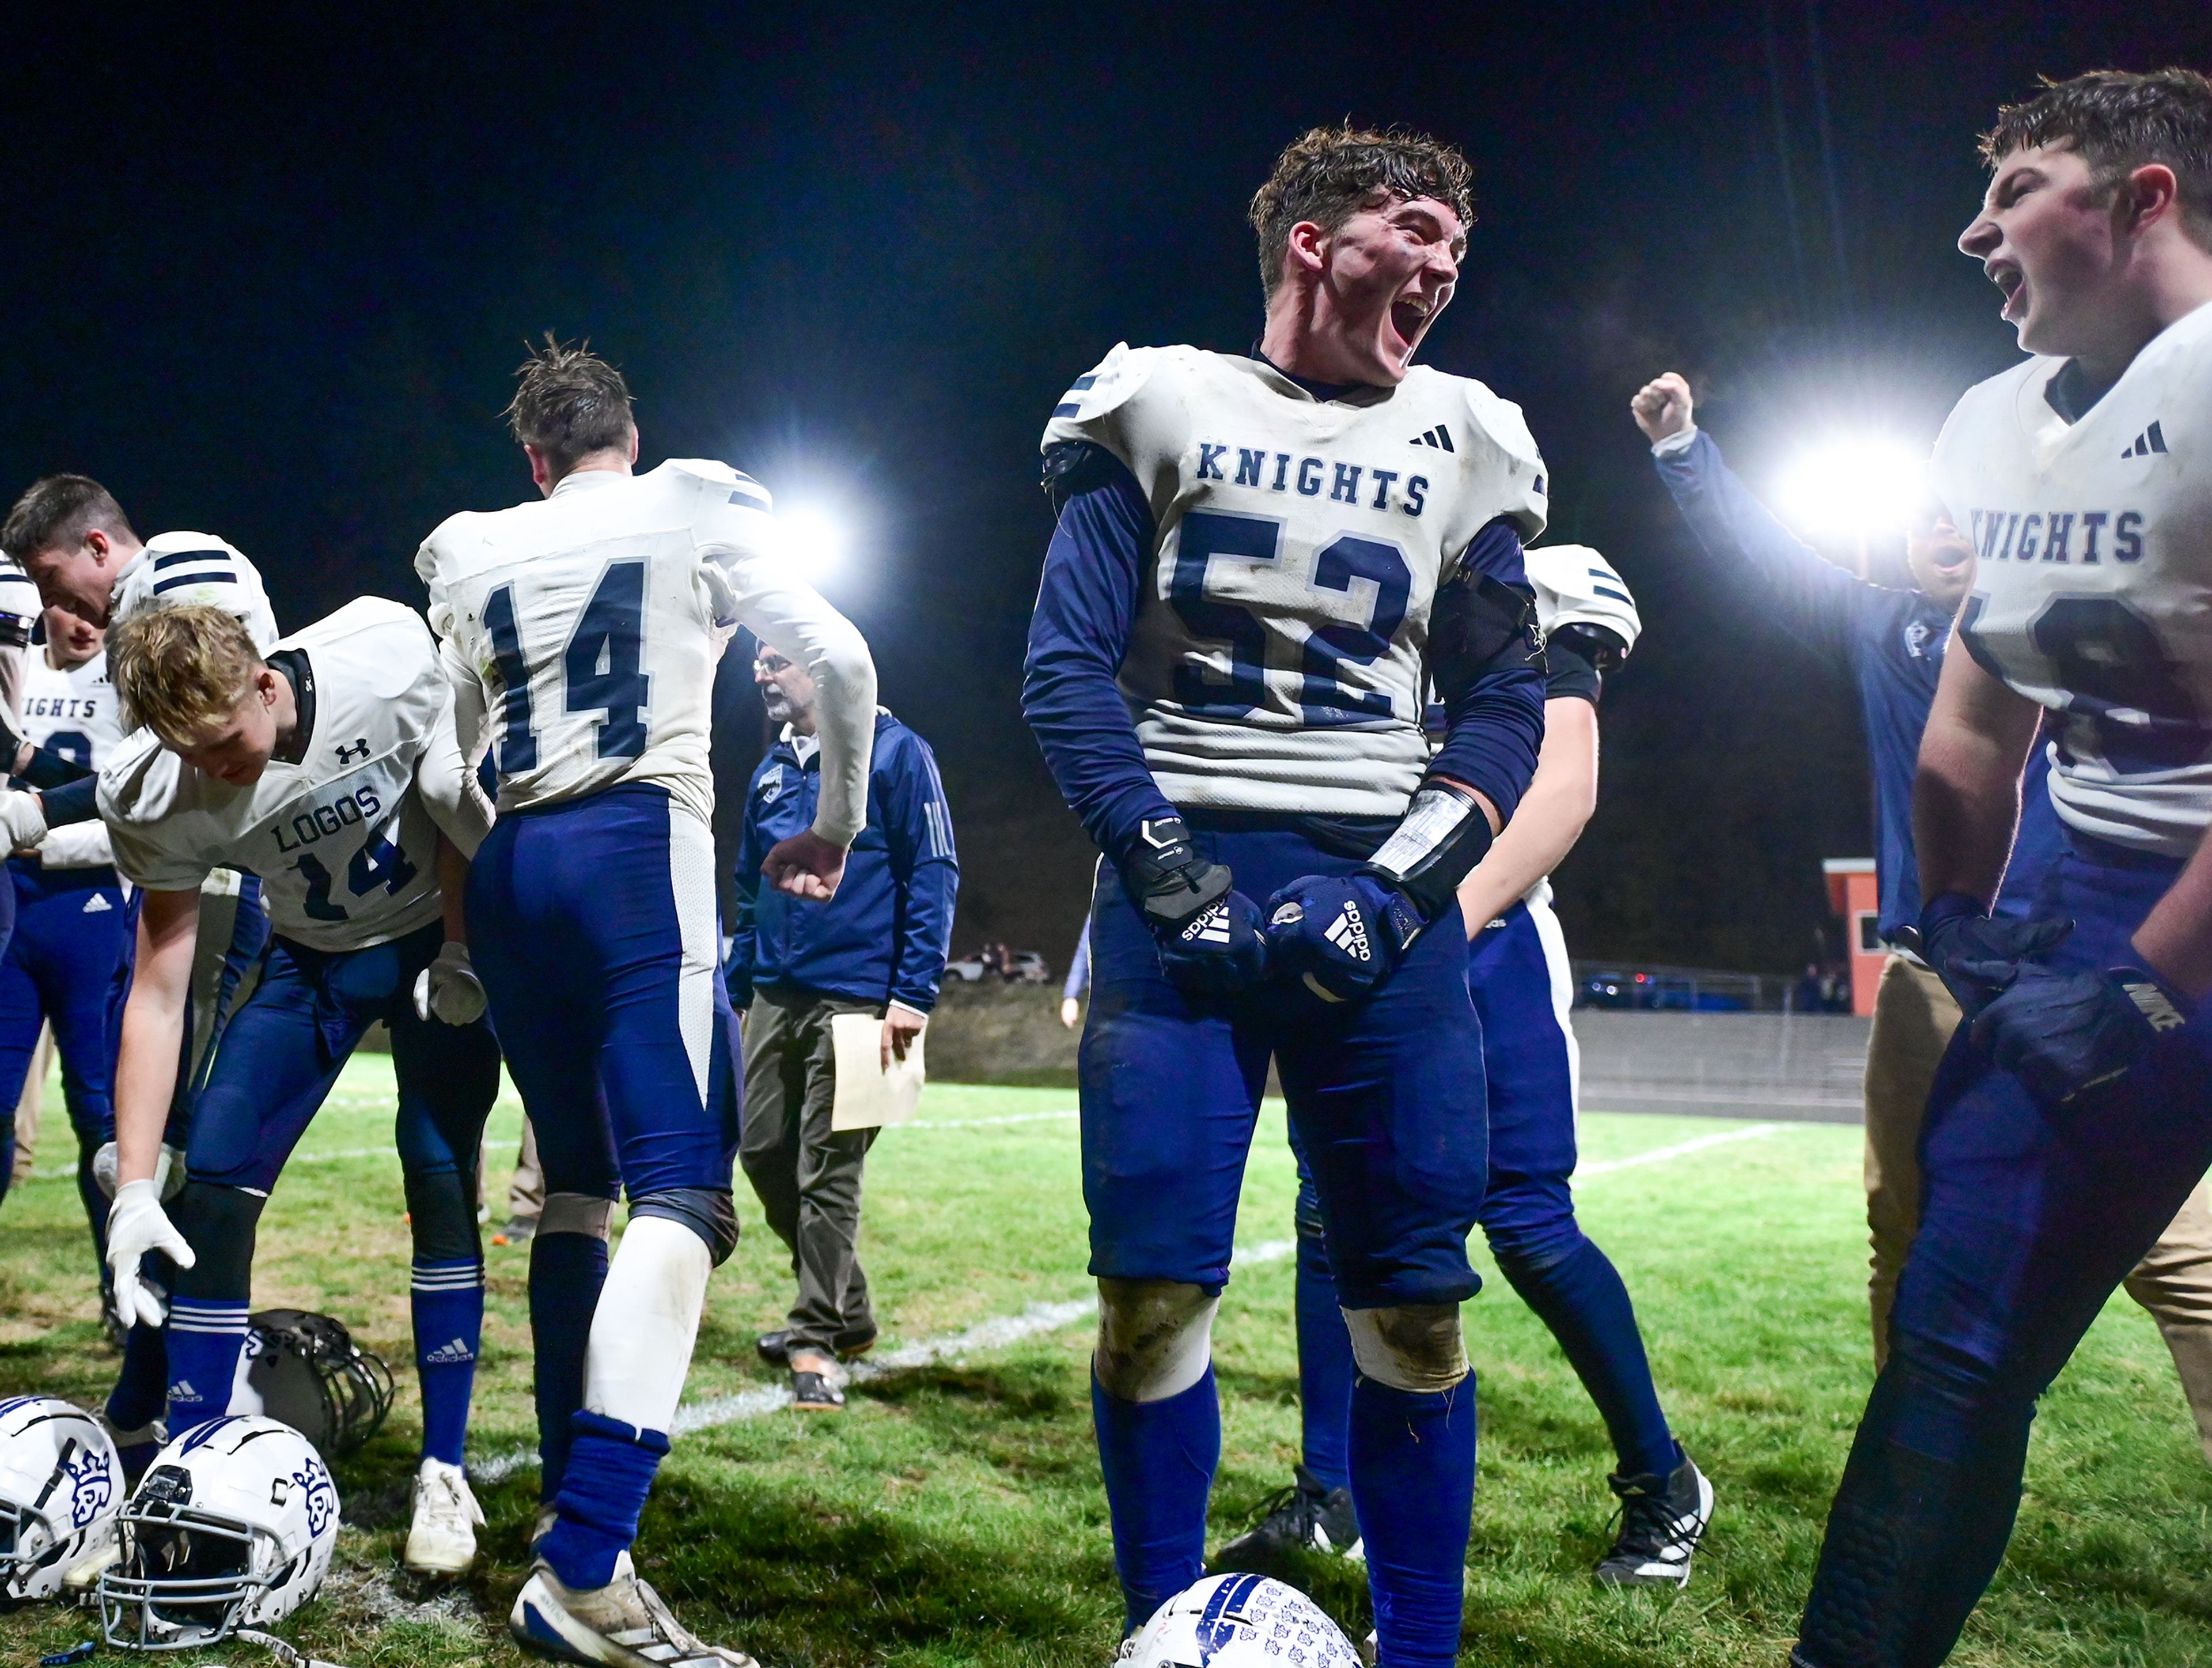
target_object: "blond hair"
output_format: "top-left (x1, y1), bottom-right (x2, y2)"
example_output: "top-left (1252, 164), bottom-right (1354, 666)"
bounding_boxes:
top-left (108, 604), bottom-right (262, 742)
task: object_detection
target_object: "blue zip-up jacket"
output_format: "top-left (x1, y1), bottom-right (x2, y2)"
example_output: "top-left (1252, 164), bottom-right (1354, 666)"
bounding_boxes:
top-left (1652, 427), bottom-right (2061, 940)
top-left (727, 710), bottom-right (959, 1013)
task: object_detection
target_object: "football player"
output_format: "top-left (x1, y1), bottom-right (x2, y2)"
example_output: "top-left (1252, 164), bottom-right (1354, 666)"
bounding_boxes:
top-left (418, 339), bottom-right (876, 1667)
top-left (0, 604), bottom-right (132, 1327)
top-left (1224, 548), bottom-right (1713, 1590)
top-left (1022, 126), bottom-right (1547, 1667)
top-left (93, 599), bottom-right (502, 1578)
top-left (1796, 69), bottom-right (2212, 1663)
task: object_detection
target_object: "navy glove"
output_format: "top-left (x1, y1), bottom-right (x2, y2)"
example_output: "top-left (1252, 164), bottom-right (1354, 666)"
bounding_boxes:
top-left (1124, 816), bottom-right (1268, 998)
top-left (1910, 890), bottom-right (2075, 1019)
top-left (1263, 872), bottom-right (1426, 1004)
top-left (1970, 960), bottom-right (2192, 1107)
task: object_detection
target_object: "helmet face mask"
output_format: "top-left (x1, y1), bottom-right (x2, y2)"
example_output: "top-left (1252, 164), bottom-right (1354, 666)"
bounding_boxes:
top-left (97, 1417), bottom-right (338, 1650)
top-left (0, 1396), bottom-right (123, 1603)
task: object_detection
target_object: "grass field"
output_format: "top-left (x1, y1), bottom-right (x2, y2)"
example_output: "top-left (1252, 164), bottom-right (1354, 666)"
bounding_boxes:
top-left (5, 1058), bottom-right (2212, 1666)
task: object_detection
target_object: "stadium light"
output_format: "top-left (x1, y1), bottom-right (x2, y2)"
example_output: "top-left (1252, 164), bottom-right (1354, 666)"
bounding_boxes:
top-left (767, 504), bottom-right (850, 581)
top-left (1772, 433), bottom-right (1930, 544)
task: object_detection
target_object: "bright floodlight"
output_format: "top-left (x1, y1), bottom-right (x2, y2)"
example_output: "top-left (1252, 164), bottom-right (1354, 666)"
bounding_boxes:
top-left (768, 505), bottom-right (849, 581)
top-left (1773, 435), bottom-right (1930, 542)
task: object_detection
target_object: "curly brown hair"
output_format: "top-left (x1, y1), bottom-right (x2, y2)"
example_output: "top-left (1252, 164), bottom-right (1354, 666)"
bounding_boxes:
top-left (1982, 68), bottom-right (2212, 247)
top-left (505, 334), bottom-right (636, 473)
top-left (1247, 123), bottom-right (1475, 298)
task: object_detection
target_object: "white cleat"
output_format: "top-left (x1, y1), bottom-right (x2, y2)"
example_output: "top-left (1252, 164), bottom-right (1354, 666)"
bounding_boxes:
top-left (404, 1457), bottom-right (486, 1576)
top-left (510, 1550), bottom-right (761, 1667)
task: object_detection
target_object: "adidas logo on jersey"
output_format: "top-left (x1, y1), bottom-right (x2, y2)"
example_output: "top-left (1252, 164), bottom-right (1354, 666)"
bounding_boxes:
top-left (1323, 903), bottom-right (1372, 962)
top-left (1410, 424), bottom-right (1456, 452)
top-left (423, 1337), bottom-right (476, 1365)
top-left (2122, 978), bottom-right (2188, 1032)
top-left (169, 1381), bottom-right (202, 1404)
top-left (2122, 421), bottom-right (2169, 459)
top-left (82, 894), bottom-right (112, 913)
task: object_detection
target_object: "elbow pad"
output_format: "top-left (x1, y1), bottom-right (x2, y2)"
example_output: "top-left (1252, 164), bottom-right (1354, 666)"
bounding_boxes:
top-left (1361, 778), bottom-right (1494, 922)
top-left (1428, 572), bottom-right (1544, 706)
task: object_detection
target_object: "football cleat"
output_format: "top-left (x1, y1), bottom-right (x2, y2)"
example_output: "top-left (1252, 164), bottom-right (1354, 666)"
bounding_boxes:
top-left (510, 1550), bottom-right (760, 1667)
top-left (1593, 1450), bottom-right (1714, 1588)
top-left (403, 1457), bottom-right (485, 1576)
top-left (1213, 1466), bottom-right (1363, 1570)
top-left (1121, 1572), bottom-right (1362, 1668)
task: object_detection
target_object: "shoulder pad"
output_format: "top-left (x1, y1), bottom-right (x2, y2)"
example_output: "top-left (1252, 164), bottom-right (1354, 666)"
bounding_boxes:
top-left (1524, 544), bottom-right (1641, 659)
top-left (660, 457), bottom-right (774, 513)
top-left (97, 729), bottom-right (180, 828)
top-left (1040, 343), bottom-right (1169, 452)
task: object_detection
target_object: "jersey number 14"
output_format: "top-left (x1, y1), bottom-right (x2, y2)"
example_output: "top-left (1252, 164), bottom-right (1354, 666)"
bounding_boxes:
top-left (483, 561), bottom-right (651, 773)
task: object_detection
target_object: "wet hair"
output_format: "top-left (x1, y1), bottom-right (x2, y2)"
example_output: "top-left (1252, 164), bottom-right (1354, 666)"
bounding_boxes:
top-left (1, 474), bottom-right (136, 563)
top-left (1248, 123), bottom-right (1474, 298)
top-left (108, 603), bottom-right (260, 741)
top-left (504, 335), bottom-right (636, 474)
top-left (1982, 68), bottom-right (2212, 247)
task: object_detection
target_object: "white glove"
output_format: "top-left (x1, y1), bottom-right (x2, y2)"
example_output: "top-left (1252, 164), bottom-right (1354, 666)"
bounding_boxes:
top-left (413, 941), bottom-right (487, 1026)
top-left (108, 1177), bottom-right (196, 1329)
top-left (94, 1141), bottom-right (186, 1201)
top-left (0, 788), bottom-right (47, 853)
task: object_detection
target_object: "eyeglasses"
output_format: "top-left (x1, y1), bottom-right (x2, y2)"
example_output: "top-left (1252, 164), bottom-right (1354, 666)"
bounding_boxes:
top-left (753, 652), bottom-right (792, 675)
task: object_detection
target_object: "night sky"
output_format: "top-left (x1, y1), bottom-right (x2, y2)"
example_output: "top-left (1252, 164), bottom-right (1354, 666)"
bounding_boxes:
top-left (9, 3), bottom-right (2211, 973)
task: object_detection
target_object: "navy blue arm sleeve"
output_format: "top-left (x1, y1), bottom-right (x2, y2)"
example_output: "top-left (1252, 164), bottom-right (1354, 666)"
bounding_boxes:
top-left (1652, 429), bottom-right (1869, 663)
top-left (39, 774), bottom-right (100, 827)
top-left (1425, 517), bottom-right (1546, 825)
top-left (881, 732), bottom-right (960, 1013)
top-left (15, 746), bottom-right (92, 791)
top-left (1021, 445), bottom-right (1180, 868)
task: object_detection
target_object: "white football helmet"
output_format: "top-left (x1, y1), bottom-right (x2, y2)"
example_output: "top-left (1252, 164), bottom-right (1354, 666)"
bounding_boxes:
top-left (99, 1415), bottom-right (339, 1650)
top-left (0, 1395), bottom-right (124, 1602)
top-left (1122, 1573), bottom-right (1363, 1668)
top-left (1525, 543), bottom-right (1641, 664)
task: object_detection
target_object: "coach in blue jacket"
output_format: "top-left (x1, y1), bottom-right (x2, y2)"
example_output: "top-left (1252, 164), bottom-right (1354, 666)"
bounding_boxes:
top-left (728, 642), bottom-right (958, 1410)
top-left (1633, 373), bottom-right (2212, 1461)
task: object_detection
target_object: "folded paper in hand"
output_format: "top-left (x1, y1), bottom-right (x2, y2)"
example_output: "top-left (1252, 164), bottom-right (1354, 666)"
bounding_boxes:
top-left (830, 1012), bottom-right (925, 1131)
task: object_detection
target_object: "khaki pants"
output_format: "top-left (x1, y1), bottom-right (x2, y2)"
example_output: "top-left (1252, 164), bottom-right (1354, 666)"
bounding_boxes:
top-left (1865, 952), bottom-right (2212, 1461)
top-left (507, 1117), bottom-right (544, 1222)
top-left (9, 1025), bottom-right (52, 1183)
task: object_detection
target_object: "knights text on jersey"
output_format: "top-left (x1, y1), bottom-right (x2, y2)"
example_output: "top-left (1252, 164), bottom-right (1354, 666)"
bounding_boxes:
top-left (111, 532), bottom-right (281, 653)
top-left (1933, 299), bottom-right (2212, 856)
top-left (1042, 344), bottom-right (1548, 815)
top-left (96, 597), bottom-right (448, 951)
top-left (19, 652), bottom-right (121, 775)
top-left (414, 460), bottom-right (776, 829)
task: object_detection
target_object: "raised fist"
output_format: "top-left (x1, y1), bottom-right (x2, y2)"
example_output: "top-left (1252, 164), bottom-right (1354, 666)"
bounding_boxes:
top-left (1631, 372), bottom-right (1695, 444)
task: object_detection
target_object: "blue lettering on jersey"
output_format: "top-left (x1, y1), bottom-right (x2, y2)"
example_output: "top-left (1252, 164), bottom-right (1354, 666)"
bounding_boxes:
top-left (1969, 505), bottom-right (2146, 566)
top-left (1199, 438), bottom-right (1432, 516)
top-left (270, 786), bottom-right (382, 854)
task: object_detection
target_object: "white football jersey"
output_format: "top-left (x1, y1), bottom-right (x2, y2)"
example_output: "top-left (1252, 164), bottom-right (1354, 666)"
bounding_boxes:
top-left (1933, 299), bottom-right (2212, 856)
top-left (98, 598), bottom-right (452, 951)
top-left (111, 531), bottom-right (279, 652)
top-left (415, 460), bottom-right (876, 842)
top-left (1043, 344), bottom-right (1548, 817)
top-left (19, 648), bottom-right (124, 869)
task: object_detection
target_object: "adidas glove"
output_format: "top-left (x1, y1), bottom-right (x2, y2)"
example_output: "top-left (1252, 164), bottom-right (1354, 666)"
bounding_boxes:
top-left (108, 1177), bottom-right (196, 1330)
top-left (1911, 890), bottom-right (2074, 1020)
top-left (1970, 959), bottom-right (2193, 1108)
top-left (1124, 816), bottom-right (1268, 998)
top-left (412, 941), bottom-right (488, 1026)
top-left (1263, 872), bottom-right (1426, 1004)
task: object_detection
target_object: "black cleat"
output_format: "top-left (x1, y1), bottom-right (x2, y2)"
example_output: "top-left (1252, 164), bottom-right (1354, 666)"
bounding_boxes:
top-left (1214, 1465), bottom-right (1364, 1571)
top-left (1594, 1450), bottom-right (1714, 1588)
top-left (755, 1324), bottom-right (878, 1366)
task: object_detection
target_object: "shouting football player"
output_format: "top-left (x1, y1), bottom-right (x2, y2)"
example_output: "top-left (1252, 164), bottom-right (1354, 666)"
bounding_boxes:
top-left (1796, 68), bottom-right (2212, 1664)
top-left (1023, 125), bottom-right (1548, 1667)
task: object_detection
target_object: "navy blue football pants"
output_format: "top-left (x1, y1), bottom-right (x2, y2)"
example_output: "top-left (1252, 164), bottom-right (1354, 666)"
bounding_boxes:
top-left (1082, 823), bottom-right (1487, 1307)
top-left (0, 861), bottom-right (133, 1277)
top-left (1798, 835), bottom-right (2212, 1666)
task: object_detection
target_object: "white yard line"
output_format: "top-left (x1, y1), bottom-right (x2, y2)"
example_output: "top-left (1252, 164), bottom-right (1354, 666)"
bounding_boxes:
top-left (1575, 1122), bottom-right (1783, 1177)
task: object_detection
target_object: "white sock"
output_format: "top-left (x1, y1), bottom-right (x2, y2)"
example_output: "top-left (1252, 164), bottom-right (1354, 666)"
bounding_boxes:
top-left (582, 1216), bottom-right (711, 1434)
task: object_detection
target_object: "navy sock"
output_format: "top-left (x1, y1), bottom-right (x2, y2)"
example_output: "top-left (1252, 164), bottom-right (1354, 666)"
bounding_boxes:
top-left (1093, 1365), bottom-right (1220, 1633)
top-left (531, 1231), bottom-right (608, 1500)
top-left (1349, 1375), bottom-right (1477, 1668)
top-left (1294, 1236), bottom-right (1354, 1493)
top-left (541, 1409), bottom-right (671, 1591)
top-left (108, 1321), bottom-right (170, 1432)
top-left (1497, 1238), bottom-right (1677, 1478)
top-left (411, 1257), bottom-right (485, 1466)
top-left (165, 1299), bottom-right (249, 1436)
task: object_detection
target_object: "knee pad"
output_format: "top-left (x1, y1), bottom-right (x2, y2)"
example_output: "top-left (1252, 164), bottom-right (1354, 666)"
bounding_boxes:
top-left (1094, 1279), bottom-right (1218, 1403)
top-left (1343, 1303), bottom-right (1468, 1394)
top-left (540, 1193), bottom-right (615, 1240)
top-left (169, 1181), bottom-right (266, 1299)
top-left (402, 1164), bottom-right (482, 1264)
top-left (629, 1187), bottom-right (739, 1266)
top-left (1486, 1220), bottom-right (1589, 1283)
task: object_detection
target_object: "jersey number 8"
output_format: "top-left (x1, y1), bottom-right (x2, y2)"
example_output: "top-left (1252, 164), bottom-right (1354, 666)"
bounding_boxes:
top-left (482, 561), bottom-right (652, 773)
